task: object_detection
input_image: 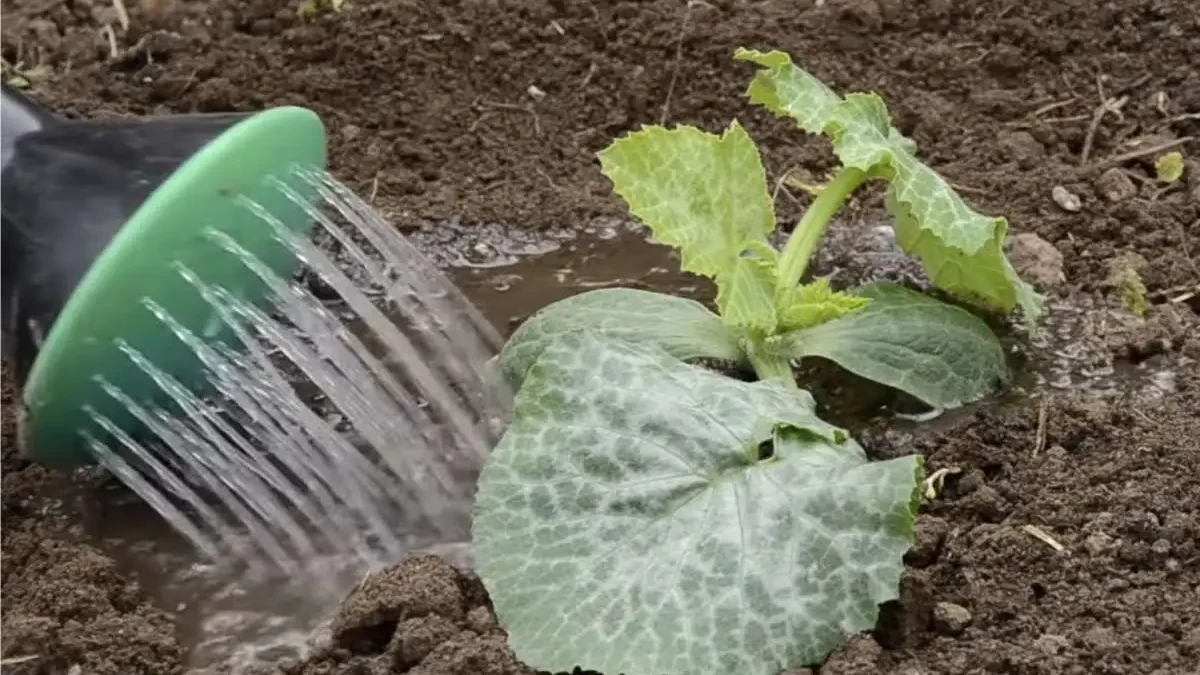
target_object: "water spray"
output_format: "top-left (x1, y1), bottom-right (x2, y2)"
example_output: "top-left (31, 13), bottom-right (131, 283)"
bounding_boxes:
top-left (1, 85), bottom-right (508, 576)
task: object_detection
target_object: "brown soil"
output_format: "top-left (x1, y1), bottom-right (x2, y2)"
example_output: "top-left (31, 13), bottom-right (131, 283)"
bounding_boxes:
top-left (2, 0), bottom-right (1199, 674)
top-left (253, 553), bottom-right (539, 675)
top-left (854, 375), bottom-right (1200, 675)
top-left (2, 365), bottom-right (185, 675)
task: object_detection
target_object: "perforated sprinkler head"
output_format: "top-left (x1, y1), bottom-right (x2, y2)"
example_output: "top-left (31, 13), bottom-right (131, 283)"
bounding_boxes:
top-left (1, 84), bottom-right (328, 467)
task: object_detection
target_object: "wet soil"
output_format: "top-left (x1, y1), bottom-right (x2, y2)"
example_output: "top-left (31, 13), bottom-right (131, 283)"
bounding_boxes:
top-left (2, 364), bottom-right (185, 675)
top-left (3, 0), bottom-right (1200, 674)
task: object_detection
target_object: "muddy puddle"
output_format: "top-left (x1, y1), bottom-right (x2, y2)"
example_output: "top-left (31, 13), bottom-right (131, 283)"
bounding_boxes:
top-left (27, 218), bottom-right (1191, 673)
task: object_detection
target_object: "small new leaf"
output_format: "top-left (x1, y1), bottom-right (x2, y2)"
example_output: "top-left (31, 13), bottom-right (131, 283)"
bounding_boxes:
top-left (598, 122), bottom-right (780, 331)
top-left (298, 0), bottom-right (346, 18)
top-left (1117, 266), bottom-right (1149, 318)
top-left (776, 278), bottom-right (870, 331)
top-left (1155, 151), bottom-right (1184, 184)
top-left (779, 283), bottom-right (1008, 408)
top-left (496, 288), bottom-right (744, 389)
top-left (734, 48), bottom-right (1045, 326)
top-left (475, 334), bottom-right (922, 675)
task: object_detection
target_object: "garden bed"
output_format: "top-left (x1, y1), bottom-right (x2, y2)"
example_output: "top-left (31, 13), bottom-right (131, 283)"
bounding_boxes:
top-left (2, 0), bottom-right (1198, 673)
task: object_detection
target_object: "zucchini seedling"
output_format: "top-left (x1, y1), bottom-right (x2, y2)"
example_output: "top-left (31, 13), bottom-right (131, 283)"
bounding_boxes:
top-left (472, 48), bottom-right (1045, 675)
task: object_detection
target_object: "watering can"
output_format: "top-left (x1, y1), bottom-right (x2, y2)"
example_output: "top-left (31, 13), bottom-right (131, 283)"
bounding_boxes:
top-left (1, 83), bottom-right (328, 467)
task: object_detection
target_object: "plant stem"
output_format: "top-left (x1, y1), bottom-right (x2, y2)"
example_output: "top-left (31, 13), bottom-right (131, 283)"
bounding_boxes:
top-left (775, 166), bottom-right (869, 292)
top-left (745, 336), bottom-right (796, 388)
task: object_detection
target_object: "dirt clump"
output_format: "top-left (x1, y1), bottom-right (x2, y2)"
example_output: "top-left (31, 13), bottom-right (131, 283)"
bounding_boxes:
top-left (330, 554), bottom-right (467, 651)
top-left (1, 365), bottom-right (185, 675)
top-left (254, 554), bottom-right (534, 675)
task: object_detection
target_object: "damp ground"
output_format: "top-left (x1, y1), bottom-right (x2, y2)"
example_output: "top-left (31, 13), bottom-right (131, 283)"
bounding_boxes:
top-left (3, 0), bottom-right (1200, 674)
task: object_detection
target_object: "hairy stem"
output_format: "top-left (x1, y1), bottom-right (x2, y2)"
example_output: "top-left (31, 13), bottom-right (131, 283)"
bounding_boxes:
top-left (745, 336), bottom-right (796, 388)
top-left (775, 166), bottom-right (869, 292)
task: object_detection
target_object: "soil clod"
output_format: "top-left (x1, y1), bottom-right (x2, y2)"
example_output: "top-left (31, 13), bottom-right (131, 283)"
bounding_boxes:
top-left (932, 602), bottom-right (972, 636)
top-left (1095, 167), bottom-right (1139, 202)
top-left (1008, 232), bottom-right (1067, 292)
top-left (332, 554), bottom-right (467, 651)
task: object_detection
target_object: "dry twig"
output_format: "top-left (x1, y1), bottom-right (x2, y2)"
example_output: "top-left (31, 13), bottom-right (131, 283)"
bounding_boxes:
top-left (471, 99), bottom-right (542, 136)
top-left (1100, 136), bottom-right (1195, 168)
top-left (578, 62), bottom-right (597, 92)
top-left (111, 0), bottom-right (130, 31)
top-left (1032, 397), bottom-right (1049, 457)
top-left (1079, 95), bottom-right (1127, 164)
top-left (99, 24), bottom-right (120, 60)
top-left (660, 0), bottom-right (714, 125)
top-left (1022, 525), bottom-right (1065, 552)
top-left (1031, 98), bottom-right (1077, 117)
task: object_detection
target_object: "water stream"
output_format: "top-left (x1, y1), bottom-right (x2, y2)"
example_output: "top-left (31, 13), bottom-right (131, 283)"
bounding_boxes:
top-left (64, 170), bottom-right (512, 670)
top-left (26, 180), bottom-right (1189, 672)
top-left (37, 177), bottom-right (715, 672)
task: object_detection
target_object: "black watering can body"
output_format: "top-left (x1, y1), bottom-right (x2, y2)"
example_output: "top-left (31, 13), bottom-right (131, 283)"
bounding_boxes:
top-left (1, 83), bottom-right (251, 384)
top-left (0, 83), bottom-right (328, 467)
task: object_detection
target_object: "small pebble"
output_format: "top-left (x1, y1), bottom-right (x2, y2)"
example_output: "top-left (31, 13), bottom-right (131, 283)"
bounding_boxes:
top-left (932, 602), bottom-right (972, 636)
top-left (1033, 633), bottom-right (1070, 656)
top-left (1082, 625), bottom-right (1118, 653)
top-left (1124, 509), bottom-right (1161, 541)
top-left (964, 485), bottom-right (1008, 521)
top-left (998, 130), bottom-right (1046, 169)
top-left (466, 605), bottom-right (497, 634)
top-left (1051, 185), bottom-right (1082, 212)
top-left (1095, 167), bottom-right (1137, 202)
top-left (1083, 531), bottom-right (1114, 556)
top-left (906, 516), bottom-right (949, 568)
top-left (1007, 232), bottom-right (1066, 291)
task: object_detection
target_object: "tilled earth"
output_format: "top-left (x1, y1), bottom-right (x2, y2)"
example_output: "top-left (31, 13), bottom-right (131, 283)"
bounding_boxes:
top-left (2, 0), bottom-right (1199, 673)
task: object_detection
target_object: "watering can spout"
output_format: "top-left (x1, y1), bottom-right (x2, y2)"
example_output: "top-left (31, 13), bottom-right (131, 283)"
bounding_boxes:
top-left (0, 84), bottom-right (329, 467)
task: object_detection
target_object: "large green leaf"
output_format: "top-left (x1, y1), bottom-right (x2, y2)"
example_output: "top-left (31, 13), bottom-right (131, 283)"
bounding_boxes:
top-left (734, 48), bottom-right (1045, 326)
top-left (598, 121), bottom-right (781, 332)
top-left (474, 334), bottom-right (922, 675)
top-left (496, 288), bottom-right (743, 390)
top-left (779, 282), bottom-right (1008, 408)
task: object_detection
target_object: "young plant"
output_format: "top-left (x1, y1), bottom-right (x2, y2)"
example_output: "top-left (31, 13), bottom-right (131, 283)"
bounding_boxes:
top-left (472, 48), bottom-right (1045, 675)
top-left (1155, 150), bottom-right (1184, 184)
top-left (298, 0), bottom-right (346, 20)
